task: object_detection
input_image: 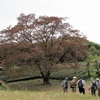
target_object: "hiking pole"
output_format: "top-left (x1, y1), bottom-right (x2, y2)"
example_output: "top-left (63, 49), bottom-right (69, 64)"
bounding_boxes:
top-left (88, 88), bottom-right (90, 95)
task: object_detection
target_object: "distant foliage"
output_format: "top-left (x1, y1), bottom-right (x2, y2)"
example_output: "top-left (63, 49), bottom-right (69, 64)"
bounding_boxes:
top-left (89, 46), bottom-right (97, 55)
top-left (88, 41), bottom-right (100, 50)
top-left (87, 41), bottom-right (100, 56)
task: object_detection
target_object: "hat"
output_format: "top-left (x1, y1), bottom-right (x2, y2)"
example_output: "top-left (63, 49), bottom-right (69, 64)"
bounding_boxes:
top-left (96, 78), bottom-right (100, 81)
top-left (73, 76), bottom-right (77, 79)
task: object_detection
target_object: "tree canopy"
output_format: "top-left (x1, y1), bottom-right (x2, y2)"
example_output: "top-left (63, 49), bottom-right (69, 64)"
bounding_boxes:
top-left (0, 13), bottom-right (88, 84)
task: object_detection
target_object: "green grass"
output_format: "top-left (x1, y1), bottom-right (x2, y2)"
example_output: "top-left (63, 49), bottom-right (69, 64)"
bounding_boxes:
top-left (0, 79), bottom-right (100, 100)
top-left (0, 90), bottom-right (100, 100)
top-left (1, 56), bottom-right (100, 100)
top-left (0, 85), bottom-right (7, 90)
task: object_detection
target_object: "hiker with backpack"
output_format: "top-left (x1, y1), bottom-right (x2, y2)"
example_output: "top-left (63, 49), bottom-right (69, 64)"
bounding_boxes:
top-left (96, 78), bottom-right (100, 97)
top-left (77, 77), bottom-right (85, 94)
top-left (70, 76), bottom-right (77, 93)
top-left (61, 77), bottom-right (68, 93)
top-left (89, 78), bottom-right (97, 96)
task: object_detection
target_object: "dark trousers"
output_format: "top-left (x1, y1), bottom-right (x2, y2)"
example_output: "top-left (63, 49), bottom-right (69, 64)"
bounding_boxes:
top-left (79, 87), bottom-right (85, 94)
top-left (91, 89), bottom-right (96, 96)
top-left (98, 89), bottom-right (100, 97)
top-left (63, 87), bottom-right (68, 93)
top-left (71, 87), bottom-right (76, 93)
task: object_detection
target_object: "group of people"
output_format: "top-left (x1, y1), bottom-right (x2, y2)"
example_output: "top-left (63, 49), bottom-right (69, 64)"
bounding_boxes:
top-left (61, 76), bottom-right (100, 97)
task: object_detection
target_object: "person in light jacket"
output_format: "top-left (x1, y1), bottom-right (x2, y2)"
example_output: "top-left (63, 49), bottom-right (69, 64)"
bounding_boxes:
top-left (61, 77), bottom-right (68, 93)
top-left (70, 76), bottom-right (77, 93)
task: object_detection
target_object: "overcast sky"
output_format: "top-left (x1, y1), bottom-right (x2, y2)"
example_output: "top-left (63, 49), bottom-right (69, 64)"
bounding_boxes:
top-left (0, 0), bottom-right (100, 44)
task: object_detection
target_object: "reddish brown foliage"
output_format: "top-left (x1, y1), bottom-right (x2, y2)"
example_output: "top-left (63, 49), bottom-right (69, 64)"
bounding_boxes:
top-left (0, 13), bottom-right (88, 84)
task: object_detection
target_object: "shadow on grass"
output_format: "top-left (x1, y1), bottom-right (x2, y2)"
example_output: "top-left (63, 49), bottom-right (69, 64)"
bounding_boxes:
top-left (8, 79), bottom-right (61, 92)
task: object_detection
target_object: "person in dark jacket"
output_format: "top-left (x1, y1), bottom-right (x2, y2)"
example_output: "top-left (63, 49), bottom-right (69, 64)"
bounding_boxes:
top-left (89, 78), bottom-right (97, 96)
top-left (77, 77), bottom-right (86, 94)
top-left (96, 78), bottom-right (100, 97)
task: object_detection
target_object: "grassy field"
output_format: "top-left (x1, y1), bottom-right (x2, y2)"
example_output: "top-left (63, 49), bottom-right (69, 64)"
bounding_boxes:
top-left (0, 79), bottom-right (99, 100)
top-left (1, 59), bottom-right (100, 100)
top-left (0, 42), bottom-right (100, 100)
top-left (0, 90), bottom-right (100, 100)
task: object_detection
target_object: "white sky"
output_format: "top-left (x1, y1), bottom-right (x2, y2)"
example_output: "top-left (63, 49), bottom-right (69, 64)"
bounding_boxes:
top-left (0, 0), bottom-right (100, 44)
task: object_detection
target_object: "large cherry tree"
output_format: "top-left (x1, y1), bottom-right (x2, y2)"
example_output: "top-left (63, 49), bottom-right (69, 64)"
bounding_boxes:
top-left (0, 13), bottom-right (88, 84)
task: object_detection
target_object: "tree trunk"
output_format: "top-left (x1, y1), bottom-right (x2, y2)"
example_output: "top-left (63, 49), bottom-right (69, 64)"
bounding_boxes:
top-left (43, 75), bottom-right (50, 85)
top-left (88, 70), bottom-right (91, 77)
top-left (87, 62), bottom-right (91, 77)
top-left (39, 69), bottom-right (51, 85)
top-left (96, 67), bottom-right (100, 76)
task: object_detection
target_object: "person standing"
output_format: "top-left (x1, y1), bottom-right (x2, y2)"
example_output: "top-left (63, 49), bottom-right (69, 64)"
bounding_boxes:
top-left (70, 76), bottom-right (77, 93)
top-left (61, 77), bottom-right (68, 93)
top-left (89, 78), bottom-right (97, 96)
top-left (77, 77), bottom-right (85, 94)
top-left (96, 78), bottom-right (100, 97)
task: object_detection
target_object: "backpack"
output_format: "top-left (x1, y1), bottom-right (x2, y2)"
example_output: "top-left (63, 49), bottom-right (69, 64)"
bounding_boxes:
top-left (91, 82), bottom-right (97, 91)
top-left (65, 80), bottom-right (68, 88)
top-left (70, 81), bottom-right (76, 88)
top-left (62, 80), bottom-right (68, 88)
top-left (78, 80), bottom-right (83, 88)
